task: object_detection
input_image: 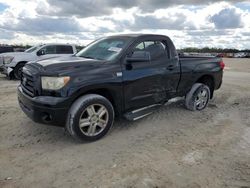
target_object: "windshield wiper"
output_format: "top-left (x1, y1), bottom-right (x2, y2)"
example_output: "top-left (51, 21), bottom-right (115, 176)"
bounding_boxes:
top-left (80, 55), bottom-right (94, 59)
top-left (79, 55), bottom-right (104, 61)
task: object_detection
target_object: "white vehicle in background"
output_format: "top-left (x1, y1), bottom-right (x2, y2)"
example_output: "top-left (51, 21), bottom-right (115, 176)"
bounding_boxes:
top-left (0, 44), bottom-right (77, 79)
top-left (234, 52), bottom-right (247, 58)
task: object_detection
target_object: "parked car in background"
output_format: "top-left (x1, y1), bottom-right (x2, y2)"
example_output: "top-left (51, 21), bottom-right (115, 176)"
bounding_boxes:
top-left (0, 46), bottom-right (14, 54)
top-left (234, 52), bottom-right (247, 58)
top-left (18, 34), bottom-right (224, 142)
top-left (0, 44), bottom-right (77, 79)
top-left (14, 47), bottom-right (26, 52)
top-left (0, 46), bottom-right (14, 71)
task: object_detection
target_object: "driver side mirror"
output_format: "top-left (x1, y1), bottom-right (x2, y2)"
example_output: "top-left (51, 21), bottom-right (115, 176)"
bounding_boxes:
top-left (37, 50), bottom-right (45, 56)
top-left (126, 51), bottom-right (151, 63)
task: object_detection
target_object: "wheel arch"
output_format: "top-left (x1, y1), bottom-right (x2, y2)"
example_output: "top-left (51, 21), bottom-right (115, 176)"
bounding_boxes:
top-left (196, 75), bottom-right (215, 99)
top-left (12, 61), bottom-right (28, 79)
top-left (16, 61), bottom-right (28, 67)
top-left (71, 87), bottom-right (121, 117)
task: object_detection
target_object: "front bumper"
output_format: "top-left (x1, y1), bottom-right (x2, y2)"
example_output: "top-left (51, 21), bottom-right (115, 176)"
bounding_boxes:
top-left (17, 86), bottom-right (70, 127)
top-left (0, 65), bottom-right (13, 76)
top-left (0, 65), bottom-right (4, 73)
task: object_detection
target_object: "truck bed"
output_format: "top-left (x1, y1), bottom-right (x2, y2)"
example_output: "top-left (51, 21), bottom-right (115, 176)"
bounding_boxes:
top-left (177, 55), bottom-right (223, 96)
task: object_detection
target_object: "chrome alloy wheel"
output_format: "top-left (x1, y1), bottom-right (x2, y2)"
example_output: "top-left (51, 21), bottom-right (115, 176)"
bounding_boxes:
top-left (195, 88), bottom-right (209, 110)
top-left (79, 104), bottom-right (109, 136)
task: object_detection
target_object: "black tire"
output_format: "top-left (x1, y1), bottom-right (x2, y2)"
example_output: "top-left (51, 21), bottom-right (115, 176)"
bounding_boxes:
top-left (66, 94), bottom-right (114, 142)
top-left (185, 83), bottom-right (210, 111)
top-left (14, 62), bottom-right (25, 80)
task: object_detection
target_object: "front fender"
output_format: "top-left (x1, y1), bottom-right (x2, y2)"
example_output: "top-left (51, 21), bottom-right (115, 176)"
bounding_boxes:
top-left (8, 54), bottom-right (36, 68)
top-left (67, 82), bottom-right (123, 116)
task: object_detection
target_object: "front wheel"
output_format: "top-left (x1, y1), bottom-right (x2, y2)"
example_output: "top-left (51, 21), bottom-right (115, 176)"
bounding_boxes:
top-left (14, 63), bottom-right (25, 80)
top-left (185, 83), bottom-right (210, 111)
top-left (66, 94), bottom-right (114, 142)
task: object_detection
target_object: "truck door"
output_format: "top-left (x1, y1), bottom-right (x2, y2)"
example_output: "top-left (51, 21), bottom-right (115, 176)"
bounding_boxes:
top-left (163, 39), bottom-right (181, 99)
top-left (122, 40), bottom-right (169, 111)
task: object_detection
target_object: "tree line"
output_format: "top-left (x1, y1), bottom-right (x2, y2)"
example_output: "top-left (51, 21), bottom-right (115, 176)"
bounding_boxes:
top-left (179, 47), bottom-right (250, 53)
top-left (1, 44), bottom-right (250, 53)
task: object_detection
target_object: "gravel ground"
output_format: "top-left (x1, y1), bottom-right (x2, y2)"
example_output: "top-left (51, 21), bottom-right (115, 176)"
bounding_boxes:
top-left (0, 58), bottom-right (249, 188)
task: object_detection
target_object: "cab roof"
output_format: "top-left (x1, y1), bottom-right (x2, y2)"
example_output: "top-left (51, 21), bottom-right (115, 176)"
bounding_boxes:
top-left (107, 34), bottom-right (168, 38)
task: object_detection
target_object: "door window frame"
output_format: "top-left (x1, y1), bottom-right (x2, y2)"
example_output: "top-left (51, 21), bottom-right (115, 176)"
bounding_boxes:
top-left (127, 40), bottom-right (170, 62)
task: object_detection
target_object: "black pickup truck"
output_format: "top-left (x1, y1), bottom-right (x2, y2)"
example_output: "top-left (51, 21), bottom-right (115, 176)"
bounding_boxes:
top-left (17, 34), bottom-right (224, 141)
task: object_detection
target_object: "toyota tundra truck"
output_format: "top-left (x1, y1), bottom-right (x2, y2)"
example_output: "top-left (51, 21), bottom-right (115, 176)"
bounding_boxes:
top-left (17, 34), bottom-right (224, 141)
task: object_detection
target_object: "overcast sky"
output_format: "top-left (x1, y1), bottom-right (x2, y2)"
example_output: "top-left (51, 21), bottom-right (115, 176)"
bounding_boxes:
top-left (0, 0), bottom-right (250, 49)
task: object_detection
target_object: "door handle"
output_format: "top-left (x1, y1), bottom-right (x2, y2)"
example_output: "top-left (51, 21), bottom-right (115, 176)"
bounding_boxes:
top-left (167, 65), bottom-right (175, 71)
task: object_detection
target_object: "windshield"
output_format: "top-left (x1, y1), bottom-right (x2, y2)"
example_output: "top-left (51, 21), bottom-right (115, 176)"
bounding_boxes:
top-left (25, 45), bottom-right (43, 53)
top-left (76, 37), bottom-right (131, 61)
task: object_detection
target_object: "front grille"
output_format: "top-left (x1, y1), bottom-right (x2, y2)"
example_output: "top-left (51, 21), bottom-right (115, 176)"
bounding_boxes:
top-left (21, 72), bottom-right (35, 97)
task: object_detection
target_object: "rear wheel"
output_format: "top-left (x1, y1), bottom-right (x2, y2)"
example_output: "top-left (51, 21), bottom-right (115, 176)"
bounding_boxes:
top-left (185, 83), bottom-right (210, 111)
top-left (66, 94), bottom-right (114, 142)
top-left (14, 62), bottom-right (25, 80)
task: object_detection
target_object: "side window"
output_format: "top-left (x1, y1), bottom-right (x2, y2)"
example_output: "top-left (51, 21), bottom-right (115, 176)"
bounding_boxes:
top-left (133, 41), bottom-right (168, 61)
top-left (56, 45), bottom-right (73, 54)
top-left (40, 45), bottom-right (57, 55)
top-left (145, 41), bottom-right (168, 60)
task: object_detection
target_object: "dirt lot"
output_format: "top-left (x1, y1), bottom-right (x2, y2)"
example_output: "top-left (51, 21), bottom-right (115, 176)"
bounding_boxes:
top-left (0, 58), bottom-right (249, 188)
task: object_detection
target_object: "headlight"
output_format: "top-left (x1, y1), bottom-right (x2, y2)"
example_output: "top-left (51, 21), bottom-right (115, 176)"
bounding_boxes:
top-left (41, 76), bottom-right (70, 90)
top-left (3, 56), bottom-right (14, 64)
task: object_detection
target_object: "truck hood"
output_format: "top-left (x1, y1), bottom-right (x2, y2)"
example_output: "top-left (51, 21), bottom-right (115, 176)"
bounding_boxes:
top-left (31, 56), bottom-right (105, 74)
top-left (0, 52), bottom-right (28, 57)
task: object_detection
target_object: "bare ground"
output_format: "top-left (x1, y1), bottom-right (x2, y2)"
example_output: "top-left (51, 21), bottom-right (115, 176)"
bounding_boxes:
top-left (0, 58), bottom-right (249, 188)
